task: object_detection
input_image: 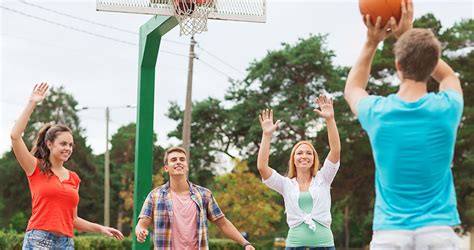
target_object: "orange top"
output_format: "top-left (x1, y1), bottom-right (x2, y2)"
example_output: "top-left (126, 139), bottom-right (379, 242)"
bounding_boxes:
top-left (26, 159), bottom-right (81, 237)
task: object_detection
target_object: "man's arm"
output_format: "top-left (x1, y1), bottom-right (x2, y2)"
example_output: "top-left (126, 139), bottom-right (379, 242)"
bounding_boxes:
top-left (213, 217), bottom-right (254, 250)
top-left (135, 217), bottom-right (152, 243)
top-left (432, 59), bottom-right (462, 95)
top-left (344, 15), bottom-right (391, 116)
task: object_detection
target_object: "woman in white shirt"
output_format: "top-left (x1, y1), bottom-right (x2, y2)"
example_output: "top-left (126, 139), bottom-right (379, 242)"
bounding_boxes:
top-left (257, 95), bottom-right (341, 250)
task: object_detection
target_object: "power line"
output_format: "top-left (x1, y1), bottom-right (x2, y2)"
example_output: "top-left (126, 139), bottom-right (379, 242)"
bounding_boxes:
top-left (196, 45), bottom-right (246, 76)
top-left (1, 5), bottom-right (136, 46)
top-left (196, 58), bottom-right (233, 79)
top-left (18, 0), bottom-right (247, 74)
top-left (18, 0), bottom-right (136, 35)
top-left (3, 4), bottom-right (239, 78)
top-left (1, 5), bottom-right (189, 57)
top-left (18, 0), bottom-right (189, 46)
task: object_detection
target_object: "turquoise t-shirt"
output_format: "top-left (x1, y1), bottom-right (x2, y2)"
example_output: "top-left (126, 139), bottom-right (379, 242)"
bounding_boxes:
top-left (286, 192), bottom-right (334, 247)
top-left (357, 91), bottom-right (463, 230)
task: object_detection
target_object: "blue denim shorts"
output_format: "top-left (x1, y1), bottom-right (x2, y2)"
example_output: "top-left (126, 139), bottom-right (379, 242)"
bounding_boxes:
top-left (22, 230), bottom-right (74, 250)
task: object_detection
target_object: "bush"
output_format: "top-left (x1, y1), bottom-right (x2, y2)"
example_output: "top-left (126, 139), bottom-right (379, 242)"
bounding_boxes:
top-left (0, 229), bottom-right (23, 250)
top-left (74, 235), bottom-right (132, 250)
top-left (0, 230), bottom-right (247, 250)
top-left (209, 239), bottom-right (241, 249)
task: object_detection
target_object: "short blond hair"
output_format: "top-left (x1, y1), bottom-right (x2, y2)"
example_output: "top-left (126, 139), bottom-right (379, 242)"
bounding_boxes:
top-left (163, 146), bottom-right (187, 165)
top-left (287, 141), bottom-right (320, 178)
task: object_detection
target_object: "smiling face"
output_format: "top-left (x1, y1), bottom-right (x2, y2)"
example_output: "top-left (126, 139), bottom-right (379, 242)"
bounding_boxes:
top-left (287, 141), bottom-right (320, 178)
top-left (47, 132), bottom-right (74, 162)
top-left (294, 144), bottom-right (314, 170)
top-left (164, 151), bottom-right (188, 177)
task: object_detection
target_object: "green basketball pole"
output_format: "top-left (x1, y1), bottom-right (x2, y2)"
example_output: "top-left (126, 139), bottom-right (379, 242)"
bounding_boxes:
top-left (133, 15), bottom-right (178, 250)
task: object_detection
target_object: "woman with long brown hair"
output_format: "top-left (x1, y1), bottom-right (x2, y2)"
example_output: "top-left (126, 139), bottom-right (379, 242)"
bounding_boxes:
top-left (257, 95), bottom-right (341, 250)
top-left (11, 83), bottom-right (123, 249)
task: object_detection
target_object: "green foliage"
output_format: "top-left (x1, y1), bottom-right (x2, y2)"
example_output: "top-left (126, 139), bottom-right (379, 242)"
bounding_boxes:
top-left (208, 239), bottom-right (241, 250)
top-left (9, 212), bottom-right (28, 233)
top-left (0, 229), bottom-right (23, 250)
top-left (210, 159), bottom-right (283, 239)
top-left (109, 123), bottom-right (165, 235)
top-left (167, 34), bottom-right (343, 178)
top-left (442, 18), bottom-right (474, 232)
top-left (0, 231), bottom-right (240, 250)
top-left (74, 235), bottom-right (132, 250)
top-left (0, 151), bottom-right (30, 229)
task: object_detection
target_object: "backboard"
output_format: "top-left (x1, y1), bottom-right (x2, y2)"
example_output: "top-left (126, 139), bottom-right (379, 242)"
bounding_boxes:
top-left (97, 0), bottom-right (266, 23)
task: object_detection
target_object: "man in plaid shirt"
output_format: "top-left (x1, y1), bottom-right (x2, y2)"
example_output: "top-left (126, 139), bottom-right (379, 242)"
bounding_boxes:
top-left (135, 146), bottom-right (254, 250)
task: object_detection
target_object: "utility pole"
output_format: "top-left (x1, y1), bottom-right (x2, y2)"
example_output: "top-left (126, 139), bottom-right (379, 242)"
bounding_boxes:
top-left (182, 36), bottom-right (196, 161)
top-left (104, 106), bottom-right (110, 227)
top-left (76, 105), bottom-right (135, 228)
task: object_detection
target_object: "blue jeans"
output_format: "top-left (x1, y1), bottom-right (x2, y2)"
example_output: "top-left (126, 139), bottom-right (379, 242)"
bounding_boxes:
top-left (22, 230), bottom-right (74, 250)
top-left (285, 247), bottom-right (336, 250)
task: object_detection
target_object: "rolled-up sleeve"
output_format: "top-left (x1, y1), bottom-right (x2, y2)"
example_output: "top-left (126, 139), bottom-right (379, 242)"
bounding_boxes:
top-left (319, 158), bottom-right (340, 184)
top-left (206, 192), bottom-right (225, 222)
top-left (138, 191), bottom-right (154, 220)
top-left (262, 169), bottom-right (287, 195)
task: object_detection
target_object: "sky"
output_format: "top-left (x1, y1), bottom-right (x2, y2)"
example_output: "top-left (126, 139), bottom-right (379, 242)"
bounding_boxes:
top-left (1, 0), bottom-right (473, 158)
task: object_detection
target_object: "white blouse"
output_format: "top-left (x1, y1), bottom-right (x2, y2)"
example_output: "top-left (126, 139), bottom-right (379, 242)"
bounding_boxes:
top-left (263, 158), bottom-right (340, 230)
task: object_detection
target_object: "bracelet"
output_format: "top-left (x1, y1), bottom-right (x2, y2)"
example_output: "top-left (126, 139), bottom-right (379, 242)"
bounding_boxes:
top-left (243, 242), bottom-right (252, 248)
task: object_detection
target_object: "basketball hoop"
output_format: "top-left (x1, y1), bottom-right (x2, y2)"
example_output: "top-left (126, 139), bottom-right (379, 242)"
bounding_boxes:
top-left (171, 0), bottom-right (215, 36)
top-left (97, 0), bottom-right (267, 34)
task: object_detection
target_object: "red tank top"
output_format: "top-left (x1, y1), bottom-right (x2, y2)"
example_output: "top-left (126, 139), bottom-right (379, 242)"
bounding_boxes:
top-left (26, 159), bottom-right (81, 237)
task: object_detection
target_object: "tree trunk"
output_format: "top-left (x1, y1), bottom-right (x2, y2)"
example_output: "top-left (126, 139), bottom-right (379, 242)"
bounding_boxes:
top-left (344, 204), bottom-right (350, 249)
top-left (116, 209), bottom-right (124, 232)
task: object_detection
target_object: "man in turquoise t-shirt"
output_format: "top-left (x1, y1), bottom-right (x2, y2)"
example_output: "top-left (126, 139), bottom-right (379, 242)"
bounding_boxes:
top-left (344, 0), bottom-right (463, 249)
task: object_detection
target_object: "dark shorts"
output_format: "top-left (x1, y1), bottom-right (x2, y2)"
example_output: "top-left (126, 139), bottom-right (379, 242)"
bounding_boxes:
top-left (22, 230), bottom-right (74, 250)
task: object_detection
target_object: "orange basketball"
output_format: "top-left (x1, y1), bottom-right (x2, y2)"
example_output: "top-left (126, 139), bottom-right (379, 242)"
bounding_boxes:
top-left (359, 0), bottom-right (402, 27)
top-left (174, 0), bottom-right (211, 13)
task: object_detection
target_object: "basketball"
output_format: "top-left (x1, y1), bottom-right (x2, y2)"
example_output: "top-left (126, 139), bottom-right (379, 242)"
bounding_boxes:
top-left (174, 0), bottom-right (210, 13)
top-left (359, 0), bottom-right (402, 27)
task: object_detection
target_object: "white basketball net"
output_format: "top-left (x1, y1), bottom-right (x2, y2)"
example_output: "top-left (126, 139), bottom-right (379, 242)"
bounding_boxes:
top-left (172, 0), bottom-right (215, 36)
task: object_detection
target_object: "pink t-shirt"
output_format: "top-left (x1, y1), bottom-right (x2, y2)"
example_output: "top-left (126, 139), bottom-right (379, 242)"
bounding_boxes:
top-left (171, 191), bottom-right (198, 249)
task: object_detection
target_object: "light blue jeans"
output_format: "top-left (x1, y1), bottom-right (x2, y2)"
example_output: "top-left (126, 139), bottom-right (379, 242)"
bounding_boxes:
top-left (22, 230), bottom-right (74, 250)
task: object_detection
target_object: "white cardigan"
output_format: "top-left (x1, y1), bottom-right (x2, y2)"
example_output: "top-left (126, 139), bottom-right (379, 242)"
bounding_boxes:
top-left (263, 158), bottom-right (340, 230)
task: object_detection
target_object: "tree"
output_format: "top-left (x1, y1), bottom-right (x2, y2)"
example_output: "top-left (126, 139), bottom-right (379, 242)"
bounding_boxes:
top-left (167, 34), bottom-right (343, 177)
top-left (109, 123), bottom-right (165, 235)
top-left (209, 159), bottom-right (283, 239)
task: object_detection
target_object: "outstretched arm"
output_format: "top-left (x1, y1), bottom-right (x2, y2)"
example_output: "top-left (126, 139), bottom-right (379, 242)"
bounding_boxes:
top-left (344, 15), bottom-right (393, 116)
top-left (314, 96), bottom-right (340, 163)
top-left (213, 217), bottom-right (254, 250)
top-left (10, 83), bottom-right (49, 175)
top-left (257, 109), bottom-right (280, 180)
top-left (73, 207), bottom-right (124, 240)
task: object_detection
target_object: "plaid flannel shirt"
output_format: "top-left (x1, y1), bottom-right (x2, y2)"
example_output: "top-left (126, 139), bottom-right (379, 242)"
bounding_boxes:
top-left (139, 181), bottom-right (225, 250)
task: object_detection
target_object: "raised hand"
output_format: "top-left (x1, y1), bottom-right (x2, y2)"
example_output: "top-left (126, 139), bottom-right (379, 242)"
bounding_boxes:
top-left (391, 0), bottom-right (414, 39)
top-left (314, 95), bottom-right (334, 119)
top-left (30, 82), bottom-right (49, 104)
top-left (258, 109), bottom-right (280, 135)
top-left (100, 226), bottom-right (124, 240)
top-left (364, 15), bottom-right (393, 46)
